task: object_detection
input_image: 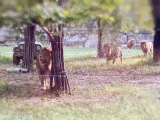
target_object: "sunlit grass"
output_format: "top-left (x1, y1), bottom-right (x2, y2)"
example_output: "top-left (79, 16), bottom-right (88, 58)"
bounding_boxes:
top-left (0, 46), bottom-right (160, 119)
top-left (0, 56), bottom-right (12, 63)
top-left (0, 46), bottom-right (144, 64)
top-left (64, 47), bottom-right (96, 62)
top-left (66, 53), bottom-right (160, 75)
top-left (122, 48), bottom-right (142, 58)
top-left (0, 84), bottom-right (160, 120)
top-left (0, 46), bottom-right (13, 63)
top-left (0, 46), bottom-right (13, 57)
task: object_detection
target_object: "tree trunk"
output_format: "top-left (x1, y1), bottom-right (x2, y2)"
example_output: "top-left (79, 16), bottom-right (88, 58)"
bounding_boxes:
top-left (49, 0), bottom-right (70, 95)
top-left (22, 24), bottom-right (35, 71)
top-left (49, 25), bottom-right (70, 95)
top-left (151, 0), bottom-right (160, 62)
top-left (97, 18), bottom-right (104, 58)
top-left (37, 24), bottom-right (70, 96)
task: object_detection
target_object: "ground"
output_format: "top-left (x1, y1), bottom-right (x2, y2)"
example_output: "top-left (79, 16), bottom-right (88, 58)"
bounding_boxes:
top-left (1, 57), bottom-right (160, 104)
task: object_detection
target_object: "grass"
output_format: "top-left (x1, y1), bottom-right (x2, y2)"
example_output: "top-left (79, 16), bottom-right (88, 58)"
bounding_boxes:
top-left (122, 48), bottom-right (142, 58)
top-left (66, 53), bottom-right (160, 76)
top-left (64, 47), bottom-right (97, 62)
top-left (0, 46), bottom-right (13, 57)
top-left (0, 85), bottom-right (159, 120)
top-left (0, 78), bottom-right (37, 98)
top-left (0, 46), bottom-right (160, 119)
top-left (0, 46), bottom-right (142, 62)
top-left (0, 46), bottom-right (13, 63)
top-left (0, 56), bottom-right (12, 63)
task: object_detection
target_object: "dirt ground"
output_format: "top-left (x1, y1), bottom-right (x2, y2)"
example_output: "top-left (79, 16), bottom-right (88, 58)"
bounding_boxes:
top-left (1, 63), bottom-right (160, 103)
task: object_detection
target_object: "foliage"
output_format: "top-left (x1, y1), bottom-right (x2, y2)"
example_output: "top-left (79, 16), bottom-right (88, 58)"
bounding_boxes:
top-left (120, 0), bottom-right (154, 33)
top-left (102, 0), bottom-right (154, 44)
top-left (0, 0), bottom-right (154, 41)
top-left (68, 0), bottom-right (123, 21)
top-left (0, 0), bottom-right (125, 30)
top-left (0, 0), bottom-right (153, 45)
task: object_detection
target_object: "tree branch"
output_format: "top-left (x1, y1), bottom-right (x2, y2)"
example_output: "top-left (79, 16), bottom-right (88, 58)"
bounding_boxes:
top-left (37, 24), bottom-right (55, 42)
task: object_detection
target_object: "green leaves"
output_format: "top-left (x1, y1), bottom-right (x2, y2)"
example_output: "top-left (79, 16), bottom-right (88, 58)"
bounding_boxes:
top-left (120, 0), bottom-right (153, 32)
top-left (0, 0), bottom-right (126, 33)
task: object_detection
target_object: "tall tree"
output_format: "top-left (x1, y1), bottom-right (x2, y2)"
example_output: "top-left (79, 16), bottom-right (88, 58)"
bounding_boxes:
top-left (150, 0), bottom-right (160, 62)
top-left (0, 0), bottom-right (72, 95)
top-left (49, 0), bottom-right (71, 95)
top-left (0, 0), bottom-right (124, 94)
top-left (22, 24), bottom-right (36, 71)
top-left (97, 18), bottom-right (103, 58)
top-left (68, 0), bottom-right (124, 58)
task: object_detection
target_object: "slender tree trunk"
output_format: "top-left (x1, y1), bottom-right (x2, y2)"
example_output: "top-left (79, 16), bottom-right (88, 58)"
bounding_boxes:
top-left (49, 25), bottom-right (70, 95)
top-left (22, 24), bottom-right (35, 71)
top-left (97, 18), bottom-right (103, 58)
top-left (36, 0), bottom-right (70, 95)
top-left (49, 0), bottom-right (70, 95)
top-left (151, 0), bottom-right (160, 62)
top-left (30, 0), bottom-right (70, 95)
top-left (37, 24), bottom-right (70, 96)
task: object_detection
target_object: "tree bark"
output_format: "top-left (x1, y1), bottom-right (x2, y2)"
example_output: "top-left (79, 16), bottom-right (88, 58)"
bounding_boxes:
top-left (37, 23), bottom-right (70, 96)
top-left (97, 18), bottom-right (104, 58)
top-left (22, 24), bottom-right (35, 71)
top-left (49, 25), bottom-right (70, 95)
top-left (150, 0), bottom-right (160, 62)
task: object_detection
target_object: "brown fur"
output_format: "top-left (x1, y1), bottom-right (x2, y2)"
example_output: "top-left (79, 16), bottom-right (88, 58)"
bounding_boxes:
top-left (36, 47), bottom-right (52, 90)
top-left (103, 43), bottom-right (122, 64)
top-left (127, 39), bottom-right (136, 49)
top-left (140, 40), bottom-right (153, 56)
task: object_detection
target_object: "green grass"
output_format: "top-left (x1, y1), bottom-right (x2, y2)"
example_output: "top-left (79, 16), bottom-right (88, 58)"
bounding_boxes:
top-left (66, 54), bottom-right (160, 76)
top-left (0, 85), bottom-right (159, 120)
top-left (63, 47), bottom-right (143, 62)
top-left (64, 47), bottom-right (97, 62)
top-left (0, 78), bottom-right (37, 98)
top-left (0, 46), bottom-right (13, 57)
top-left (0, 56), bottom-right (12, 63)
top-left (0, 46), bottom-right (13, 63)
top-left (0, 46), bottom-right (142, 63)
top-left (0, 46), bottom-right (160, 119)
top-left (122, 48), bottom-right (142, 58)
